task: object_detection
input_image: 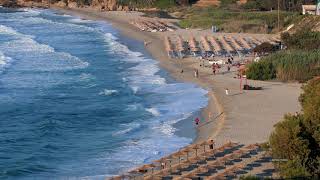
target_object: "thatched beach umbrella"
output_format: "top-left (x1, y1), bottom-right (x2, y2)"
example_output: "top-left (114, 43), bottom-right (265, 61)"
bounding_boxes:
top-left (251, 37), bottom-right (262, 45)
top-left (228, 36), bottom-right (243, 51)
top-left (164, 36), bottom-right (173, 52)
top-left (181, 147), bottom-right (192, 161)
top-left (200, 36), bottom-right (212, 52)
top-left (236, 37), bottom-right (252, 50)
top-left (171, 150), bottom-right (185, 165)
top-left (199, 141), bottom-right (209, 154)
top-left (190, 144), bottom-right (201, 157)
top-left (218, 36), bottom-right (234, 53)
top-left (177, 35), bottom-right (185, 52)
top-left (188, 36), bottom-right (200, 52)
top-left (209, 36), bottom-right (222, 53)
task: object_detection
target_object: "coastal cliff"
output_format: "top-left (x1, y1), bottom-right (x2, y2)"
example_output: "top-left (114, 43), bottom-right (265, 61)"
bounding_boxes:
top-left (0, 0), bottom-right (132, 10)
top-left (0, 0), bottom-right (192, 10)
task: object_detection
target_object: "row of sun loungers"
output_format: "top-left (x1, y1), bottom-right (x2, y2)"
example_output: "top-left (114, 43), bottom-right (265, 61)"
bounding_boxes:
top-left (130, 19), bottom-right (175, 32)
top-left (164, 35), bottom-right (279, 59)
top-left (109, 141), bottom-right (270, 180)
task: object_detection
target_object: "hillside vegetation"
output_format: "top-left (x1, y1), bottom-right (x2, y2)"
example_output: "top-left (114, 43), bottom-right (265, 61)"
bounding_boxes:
top-left (246, 29), bottom-right (320, 82)
top-left (270, 77), bottom-right (320, 178)
top-left (177, 7), bottom-right (301, 33)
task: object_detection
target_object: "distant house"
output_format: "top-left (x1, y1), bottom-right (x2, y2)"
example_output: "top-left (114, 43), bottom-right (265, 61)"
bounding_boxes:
top-left (302, 5), bottom-right (318, 15)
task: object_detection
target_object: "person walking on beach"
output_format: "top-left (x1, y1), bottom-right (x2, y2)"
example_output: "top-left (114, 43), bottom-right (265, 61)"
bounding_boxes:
top-left (212, 64), bottom-right (216, 75)
top-left (209, 139), bottom-right (215, 149)
top-left (195, 117), bottom-right (200, 126)
top-left (194, 69), bottom-right (199, 78)
top-left (227, 64), bottom-right (231, 72)
top-left (225, 88), bottom-right (229, 96)
top-left (161, 162), bottom-right (165, 169)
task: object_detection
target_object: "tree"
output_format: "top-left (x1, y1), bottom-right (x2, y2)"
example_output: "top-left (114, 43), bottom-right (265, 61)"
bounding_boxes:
top-left (269, 77), bottom-right (320, 178)
top-left (253, 42), bottom-right (278, 55)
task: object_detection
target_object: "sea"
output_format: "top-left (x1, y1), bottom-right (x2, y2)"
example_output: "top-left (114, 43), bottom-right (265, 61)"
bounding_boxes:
top-left (0, 7), bottom-right (208, 179)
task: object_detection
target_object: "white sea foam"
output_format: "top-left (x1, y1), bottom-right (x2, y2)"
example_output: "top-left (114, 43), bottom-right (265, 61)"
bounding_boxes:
top-left (99, 89), bottom-right (118, 96)
top-left (0, 25), bottom-right (34, 39)
top-left (146, 108), bottom-right (161, 117)
top-left (17, 8), bottom-right (42, 17)
top-left (99, 27), bottom-right (209, 173)
top-left (79, 73), bottom-right (95, 82)
top-left (112, 122), bottom-right (141, 136)
top-left (0, 25), bottom-right (89, 71)
top-left (0, 52), bottom-right (12, 73)
top-left (125, 103), bottom-right (143, 111)
top-left (130, 86), bottom-right (139, 94)
top-left (68, 18), bottom-right (93, 24)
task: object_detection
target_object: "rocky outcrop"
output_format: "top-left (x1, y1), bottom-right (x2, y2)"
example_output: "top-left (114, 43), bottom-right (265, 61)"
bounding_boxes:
top-left (1, 0), bottom-right (145, 11)
top-left (0, 0), bottom-right (24, 8)
top-left (90, 0), bottom-right (129, 11)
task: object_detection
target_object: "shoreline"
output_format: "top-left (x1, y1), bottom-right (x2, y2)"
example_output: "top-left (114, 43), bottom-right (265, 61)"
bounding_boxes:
top-left (52, 7), bottom-right (302, 146)
top-left (52, 7), bottom-right (225, 144)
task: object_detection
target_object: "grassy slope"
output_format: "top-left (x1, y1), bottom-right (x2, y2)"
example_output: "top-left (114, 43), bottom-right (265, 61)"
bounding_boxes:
top-left (177, 7), bottom-right (302, 33)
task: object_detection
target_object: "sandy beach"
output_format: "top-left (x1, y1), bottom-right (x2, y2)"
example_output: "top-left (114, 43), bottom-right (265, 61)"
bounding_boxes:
top-left (53, 7), bottom-right (301, 147)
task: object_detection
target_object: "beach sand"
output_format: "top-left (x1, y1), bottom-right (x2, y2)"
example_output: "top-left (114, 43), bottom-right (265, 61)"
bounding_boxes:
top-left (53, 7), bottom-right (302, 146)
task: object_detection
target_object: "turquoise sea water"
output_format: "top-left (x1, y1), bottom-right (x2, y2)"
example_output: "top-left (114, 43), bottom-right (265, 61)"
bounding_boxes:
top-left (0, 8), bottom-right (208, 179)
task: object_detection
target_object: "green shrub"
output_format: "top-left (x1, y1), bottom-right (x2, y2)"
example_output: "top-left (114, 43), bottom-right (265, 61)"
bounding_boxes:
top-left (253, 42), bottom-right (278, 54)
top-left (246, 50), bottom-right (320, 82)
top-left (246, 60), bottom-right (276, 80)
top-left (282, 30), bottom-right (320, 51)
top-left (269, 77), bottom-right (320, 178)
top-left (154, 0), bottom-right (176, 9)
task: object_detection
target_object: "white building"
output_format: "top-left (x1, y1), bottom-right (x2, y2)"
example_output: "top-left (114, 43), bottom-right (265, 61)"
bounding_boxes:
top-left (302, 5), bottom-right (317, 15)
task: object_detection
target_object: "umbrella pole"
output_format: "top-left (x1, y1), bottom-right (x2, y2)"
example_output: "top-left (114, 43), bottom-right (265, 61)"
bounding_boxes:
top-left (151, 168), bottom-right (154, 180)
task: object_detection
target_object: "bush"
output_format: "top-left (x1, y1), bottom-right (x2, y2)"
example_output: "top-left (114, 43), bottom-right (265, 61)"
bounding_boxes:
top-left (269, 77), bottom-right (320, 178)
top-left (246, 50), bottom-right (320, 82)
top-left (154, 0), bottom-right (176, 9)
top-left (253, 42), bottom-right (278, 54)
top-left (246, 60), bottom-right (276, 80)
top-left (281, 30), bottom-right (320, 51)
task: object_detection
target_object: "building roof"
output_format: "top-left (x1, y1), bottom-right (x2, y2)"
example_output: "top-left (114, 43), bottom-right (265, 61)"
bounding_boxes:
top-left (302, 5), bottom-right (316, 10)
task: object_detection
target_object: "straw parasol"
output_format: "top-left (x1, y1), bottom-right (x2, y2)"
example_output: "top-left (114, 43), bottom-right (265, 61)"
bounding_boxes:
top-left (218, 36), bottom-right (234, 53)
top-left (189, 144), bottom-right (201, 157)
top-left (228, 36), bottom-right (243, 51)
top-left (200, 36), bottom-right (212, 52)
top-left (199, 141), bottom-right (210, 154)
top-left (177, 35), bottom-right (185, 52)
top-left (171, 150), bottom-right (185, 165)
top-left (209, 36), bottom-right (222, 53)
top-left (164, 36), bottom-right (174, 52)
top-left (188, 36), bottom-right (200, 52)
top-left (237, 37), bottom-right (252, 50)
top-left (181, 147), bottom-right (192, 161)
